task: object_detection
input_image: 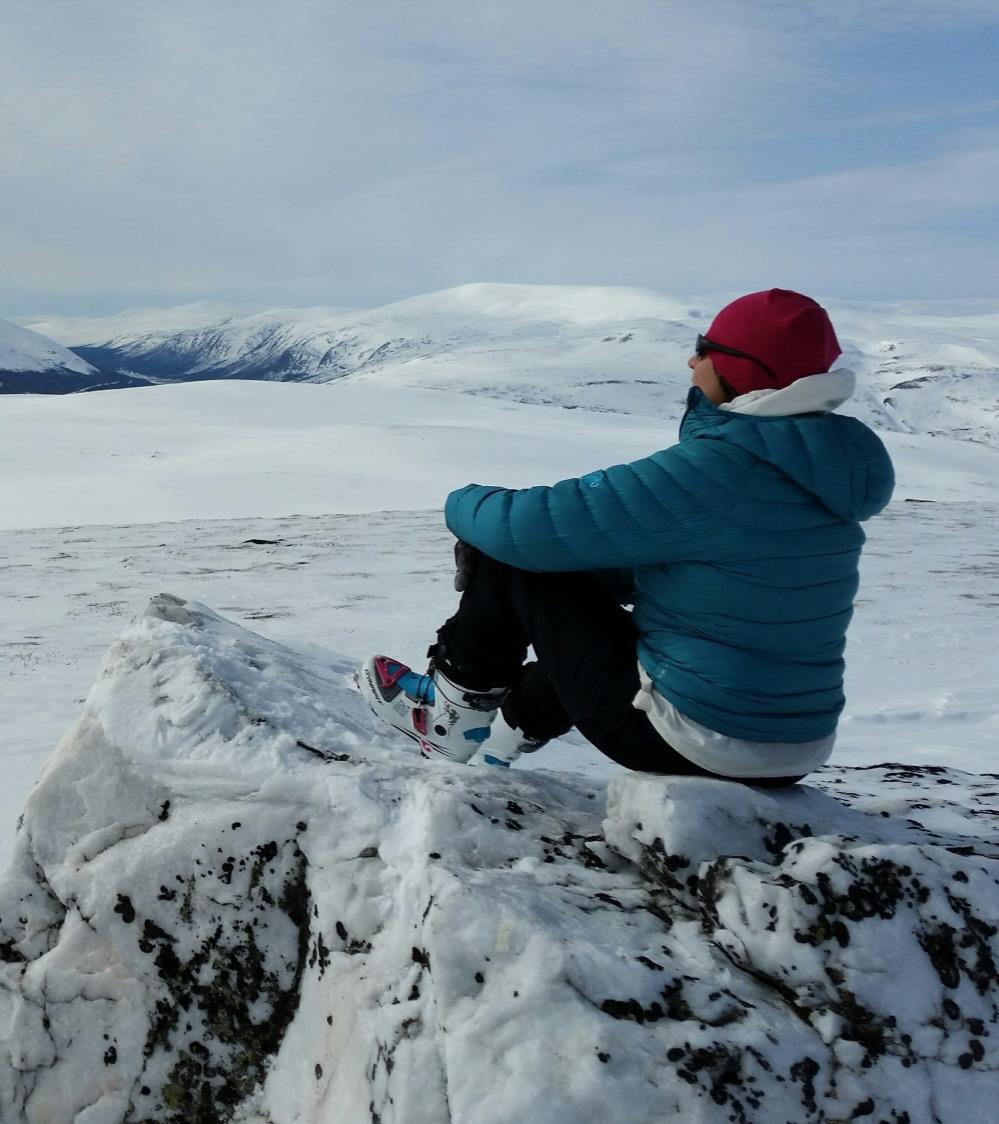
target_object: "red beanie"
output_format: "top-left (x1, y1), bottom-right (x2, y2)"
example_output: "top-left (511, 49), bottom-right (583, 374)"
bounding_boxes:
top-left (704, 289), bottom-right (841, 396)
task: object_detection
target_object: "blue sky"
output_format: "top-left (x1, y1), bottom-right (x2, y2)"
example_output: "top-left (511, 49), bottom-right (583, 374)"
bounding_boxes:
top-left (2, 0), bottom-right (998, 315)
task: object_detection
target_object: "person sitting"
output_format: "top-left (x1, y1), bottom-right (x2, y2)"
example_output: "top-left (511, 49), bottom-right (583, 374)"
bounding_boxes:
top-left (357, 289), bottom-right (895, 786)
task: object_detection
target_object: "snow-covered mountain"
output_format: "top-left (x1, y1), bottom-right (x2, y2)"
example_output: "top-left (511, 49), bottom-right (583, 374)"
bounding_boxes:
top-left (0, 317), bottom-right (147, 393)
top-left (16, 300), bottom-right (244, 343)
top-left (25, 286), bottom-right (693, 397)
top-left (19, 284), bottom-right (999, 446)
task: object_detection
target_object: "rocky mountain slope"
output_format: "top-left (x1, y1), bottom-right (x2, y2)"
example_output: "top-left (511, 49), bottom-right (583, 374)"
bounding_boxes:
top-left (0, 594), bottom-right (995, 1122)
top-left (0, 317), bottom-right (146, 393)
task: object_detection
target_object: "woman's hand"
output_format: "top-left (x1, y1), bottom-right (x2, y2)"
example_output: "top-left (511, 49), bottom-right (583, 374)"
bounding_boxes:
top-left (454, 540), bottom-right (479, 592)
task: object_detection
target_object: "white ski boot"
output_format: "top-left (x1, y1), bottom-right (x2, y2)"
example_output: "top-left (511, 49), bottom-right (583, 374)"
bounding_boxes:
top-left (480, 711), bottom-right (547, 768)
top-left (357, 655), bottom-right (506, 764)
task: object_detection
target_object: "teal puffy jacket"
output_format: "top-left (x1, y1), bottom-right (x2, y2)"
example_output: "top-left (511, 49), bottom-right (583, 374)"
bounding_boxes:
top-left (444, 387), bottom-right (895, 743)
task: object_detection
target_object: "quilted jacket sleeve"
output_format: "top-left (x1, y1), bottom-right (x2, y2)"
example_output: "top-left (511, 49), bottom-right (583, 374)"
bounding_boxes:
top-left (444, 440), bottom-right (744, 572)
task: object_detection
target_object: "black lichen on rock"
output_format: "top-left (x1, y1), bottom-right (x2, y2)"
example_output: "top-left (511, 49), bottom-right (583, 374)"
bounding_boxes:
top-left (114, 894), bottom-right (136, 924)
top-left (0, 939), bottom-right (26, 964)
top-left (126, 833), bottom-right (311, 1123)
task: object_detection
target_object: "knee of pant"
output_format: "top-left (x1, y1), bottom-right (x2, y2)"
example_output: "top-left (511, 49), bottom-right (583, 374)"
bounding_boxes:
top-left (568, 661), bottom-right (639, 725)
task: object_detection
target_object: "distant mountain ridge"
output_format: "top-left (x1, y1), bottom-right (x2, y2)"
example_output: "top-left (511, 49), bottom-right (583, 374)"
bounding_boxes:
top-left (6, 284), bottom-right (999, 447)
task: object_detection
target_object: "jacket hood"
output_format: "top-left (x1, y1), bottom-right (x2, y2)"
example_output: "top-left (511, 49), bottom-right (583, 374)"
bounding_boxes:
top-left (680, 385), bottom-right (895, 522)
top-left (720, 368), bottom-right (856, 417)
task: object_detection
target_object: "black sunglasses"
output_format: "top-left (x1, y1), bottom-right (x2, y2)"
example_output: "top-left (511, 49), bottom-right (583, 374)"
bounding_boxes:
top-left (695, 333), bottom-right (778, 384)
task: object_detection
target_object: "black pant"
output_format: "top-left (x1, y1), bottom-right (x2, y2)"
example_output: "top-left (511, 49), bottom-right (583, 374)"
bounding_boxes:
top-left (431, 554), bottom-right (801, 785)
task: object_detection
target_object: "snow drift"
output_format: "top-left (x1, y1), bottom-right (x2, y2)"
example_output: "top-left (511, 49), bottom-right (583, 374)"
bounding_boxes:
top-left (0, 596), bottom-right (996, 1122)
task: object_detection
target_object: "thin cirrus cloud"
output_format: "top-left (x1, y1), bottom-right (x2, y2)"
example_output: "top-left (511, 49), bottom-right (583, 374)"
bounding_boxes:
top-left (1, 0), bottom-right (998, 315)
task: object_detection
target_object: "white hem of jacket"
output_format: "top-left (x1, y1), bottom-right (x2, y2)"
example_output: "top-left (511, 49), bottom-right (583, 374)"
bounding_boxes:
top-left (629, 366), bottom-right (855, 779)
top-left (634, 666), bottom-right (836, 779)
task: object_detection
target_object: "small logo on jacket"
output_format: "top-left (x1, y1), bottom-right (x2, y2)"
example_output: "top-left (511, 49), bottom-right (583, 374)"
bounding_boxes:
top-left (581, 471), bottom-right (605, 488)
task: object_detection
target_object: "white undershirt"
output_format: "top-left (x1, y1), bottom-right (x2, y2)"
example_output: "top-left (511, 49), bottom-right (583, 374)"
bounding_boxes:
top-left (633, 666), bottom-right (836, 779)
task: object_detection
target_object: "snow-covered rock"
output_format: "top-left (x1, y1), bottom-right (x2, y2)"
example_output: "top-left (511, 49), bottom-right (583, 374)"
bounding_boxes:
top-left (0, 596), bottom-right (996, 1122)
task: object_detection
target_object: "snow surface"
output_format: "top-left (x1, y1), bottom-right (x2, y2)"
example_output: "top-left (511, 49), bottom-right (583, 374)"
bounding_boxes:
top-left (0, 381), bottom-right (685, 530)
top-left (0, 350), bottom-right (995, 873)
top-left (0, 594), bottom-right (996, 1122)
top-left (0, 379), bottom-right (996, 534)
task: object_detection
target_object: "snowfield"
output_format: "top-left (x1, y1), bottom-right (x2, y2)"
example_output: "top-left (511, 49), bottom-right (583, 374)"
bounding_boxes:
top-left (0, 284), bottom-right (997, 1120)
top-left (0, 379), bottom-right (997, 534)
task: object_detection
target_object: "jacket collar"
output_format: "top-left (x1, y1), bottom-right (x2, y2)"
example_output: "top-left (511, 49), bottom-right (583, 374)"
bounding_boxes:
top-left (681, 368), bottom-right (855, 438)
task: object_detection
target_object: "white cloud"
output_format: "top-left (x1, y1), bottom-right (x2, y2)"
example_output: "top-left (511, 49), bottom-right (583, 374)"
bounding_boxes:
top-left (1, 0), bottom-right (997, 311)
